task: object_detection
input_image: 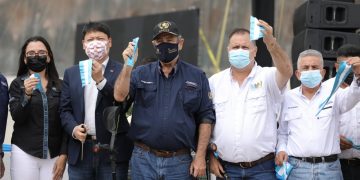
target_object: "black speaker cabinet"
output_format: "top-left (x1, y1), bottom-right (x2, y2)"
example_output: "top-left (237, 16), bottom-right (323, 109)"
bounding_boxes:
top-left (292, 29), bottom-right (360, 61)
top-left (293, 0), bottom-right (360, 35)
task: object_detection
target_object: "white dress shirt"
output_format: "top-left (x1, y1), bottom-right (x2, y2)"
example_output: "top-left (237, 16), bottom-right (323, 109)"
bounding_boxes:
top-left (209, 64), bottom-right (284, 162)
top-left (83, 58), bottom-right (108, 135)
top-left (323, 78), bottom-right (360, 159)
top-left (339, 102), bottom-right (360, 159)
top-left (277, 78), bottom-right (360, 157)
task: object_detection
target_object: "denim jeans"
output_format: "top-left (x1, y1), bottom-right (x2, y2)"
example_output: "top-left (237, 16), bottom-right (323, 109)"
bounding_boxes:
top-left (217, 158), bottom-right (276, 180)
top-left (68, 140), bottom-right (129, 180)
top-left (130, 146), bottom-right (192, 180)
top-left (340, 159), bottom-right (360, 180)
top-left (288, 157), bottom-right (343, 180)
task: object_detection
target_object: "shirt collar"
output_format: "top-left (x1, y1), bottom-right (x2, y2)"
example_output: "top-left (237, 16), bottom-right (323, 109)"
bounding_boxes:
top-left (248, 62), bottom-right (258, 78)
top-left (102, 57), bottom-right (109, 69)
top-left (297, 83), bottom-right (323, 98)
top-left (229, 62), bottom-right (258, 82)
top-left (158, 60), bottom-right (179, 76)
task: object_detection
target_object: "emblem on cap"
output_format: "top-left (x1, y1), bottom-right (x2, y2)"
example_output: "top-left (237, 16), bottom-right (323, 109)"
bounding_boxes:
top-left (159, 21), bottom-right (170, 30)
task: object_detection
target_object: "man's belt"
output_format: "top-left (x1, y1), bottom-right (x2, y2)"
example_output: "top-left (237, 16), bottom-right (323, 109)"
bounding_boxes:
top-left (221, 153), bottom-right (275, 169)
top-left (340, 158), bottom-right (360, 166)
top-left (135, 141), bottom-right (190, 158)
top-left (292, 154), bottom-right (338, 164)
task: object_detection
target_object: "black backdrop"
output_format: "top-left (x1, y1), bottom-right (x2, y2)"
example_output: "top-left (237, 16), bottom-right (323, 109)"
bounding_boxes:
top-left (74, 8), bottom-right (199, 66)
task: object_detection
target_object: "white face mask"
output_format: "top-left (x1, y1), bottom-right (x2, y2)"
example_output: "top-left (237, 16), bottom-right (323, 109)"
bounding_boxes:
top-left (85, 40), bottom-right (107, 61)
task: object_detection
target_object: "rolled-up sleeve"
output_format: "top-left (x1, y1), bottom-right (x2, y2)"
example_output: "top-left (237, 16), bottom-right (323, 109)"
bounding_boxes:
top-left (195, 72), bottom-right (215, 124)
top-left (277, 112), bottom-right (288, 153)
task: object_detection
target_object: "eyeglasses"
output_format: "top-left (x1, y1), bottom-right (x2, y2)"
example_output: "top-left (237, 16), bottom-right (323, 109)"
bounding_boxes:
top-left (26, 50), bottom-right (48, 57)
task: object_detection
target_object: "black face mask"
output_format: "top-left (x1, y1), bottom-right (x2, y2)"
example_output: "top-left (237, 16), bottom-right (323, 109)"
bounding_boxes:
top-left (344, 72), bottom-right (354, 85)
top-left (155, 43), bottom-right (179, 63)
top-left (26, 55), bottom-right (48, 72)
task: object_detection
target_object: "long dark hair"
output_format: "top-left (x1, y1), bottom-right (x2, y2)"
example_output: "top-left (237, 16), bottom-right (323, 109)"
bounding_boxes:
top-left (17, 36), bottom-right (61, 88)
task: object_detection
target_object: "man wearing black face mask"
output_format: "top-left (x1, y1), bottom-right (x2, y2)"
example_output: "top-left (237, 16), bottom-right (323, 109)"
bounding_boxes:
top-left (114, 21), bottom-right (215, 179)
top-left (323, 44), bottom-right (360, 180)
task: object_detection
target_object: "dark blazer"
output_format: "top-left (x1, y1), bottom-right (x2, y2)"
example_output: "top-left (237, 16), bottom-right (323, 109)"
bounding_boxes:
top-left (60, 59), bottom-right (133, 165)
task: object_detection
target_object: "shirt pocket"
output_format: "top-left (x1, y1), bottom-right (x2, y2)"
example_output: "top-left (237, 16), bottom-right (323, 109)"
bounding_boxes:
top-left (317, 105), bottom-right (333, 119)
top-left (181, 82), bottom-right (201, 112)
top-left (284, 109), bottom-right (302, 135)
top-left (48, 90), bottom-right (61, 110)
top-left (246, 90), bottom-right (267, 113)
top-left (213, 98), bottom-right (228, 120)
top-left (137, 83), bottom-right (157, 108)
top-left (316, 106), bottom-right (333, 129)
top-left (284, 109), bottom-right (302, 122)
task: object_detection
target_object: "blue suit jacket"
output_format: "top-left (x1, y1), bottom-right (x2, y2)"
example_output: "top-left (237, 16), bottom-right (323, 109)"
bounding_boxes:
top-left (60, 59), bottom-right (133, 165)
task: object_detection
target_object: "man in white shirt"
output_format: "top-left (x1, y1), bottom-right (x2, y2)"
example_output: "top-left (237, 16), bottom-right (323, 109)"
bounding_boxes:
top-left (332, 44), bottom-right (360, 180)
top-left (209, 20), bottom-right (293, 179)
top-left (276, 49), bottom-right (360, 180)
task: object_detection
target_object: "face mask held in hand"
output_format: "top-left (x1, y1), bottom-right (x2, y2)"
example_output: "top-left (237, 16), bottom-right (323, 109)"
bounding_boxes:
top-left (300, 70), bottom-right (322, 88)
top-left (228, 49), bottom-right (251, 69)
top-left (155, 42), bottom-right (179, 63)
top-left (85, 40), bottom-right (107, 61)
top-left (26, 55), bottom-right (48, 72)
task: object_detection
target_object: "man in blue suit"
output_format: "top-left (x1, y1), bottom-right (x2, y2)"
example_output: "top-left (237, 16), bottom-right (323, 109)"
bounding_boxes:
top-left (60, 22), bottom-right (133, 180)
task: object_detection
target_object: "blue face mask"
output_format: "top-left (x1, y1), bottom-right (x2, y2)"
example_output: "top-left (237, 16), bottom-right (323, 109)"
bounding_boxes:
top-left (300, 70), bottom-right (322, 88)
top-left (228, 49), bottom-right (250, 69)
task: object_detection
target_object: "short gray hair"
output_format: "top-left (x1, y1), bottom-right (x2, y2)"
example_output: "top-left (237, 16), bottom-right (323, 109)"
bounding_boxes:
top-left (297, 49), bottom-right (324, 69)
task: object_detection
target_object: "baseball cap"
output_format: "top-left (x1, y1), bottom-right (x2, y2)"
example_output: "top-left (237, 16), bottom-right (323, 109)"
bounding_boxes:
top-left (152, 21), bottom-right (180, 40)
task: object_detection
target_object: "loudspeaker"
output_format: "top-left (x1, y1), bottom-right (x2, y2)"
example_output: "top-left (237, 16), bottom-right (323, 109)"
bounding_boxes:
top-left (290, 59), bottom-right (337, 88)
top-left (293, 0), bottom-right (360, 35)
top-left (292, 28), bottom-right (360, 61)
top-left (252, 0), bottom-right (275, 67)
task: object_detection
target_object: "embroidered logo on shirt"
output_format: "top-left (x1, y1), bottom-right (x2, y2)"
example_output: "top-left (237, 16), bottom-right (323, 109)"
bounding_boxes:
top-left (185, 81), bottom-right (198, 89)
top-left (208, 92), bottom-right (213, 99)
top-left (288, 106), bottom-right (298, 109)
top-left (251, 80), bottom-right (263, 89)
top-left (140, 80), bottom-right (154, 84)
top-left (1, 81), bottom-right (7, 87)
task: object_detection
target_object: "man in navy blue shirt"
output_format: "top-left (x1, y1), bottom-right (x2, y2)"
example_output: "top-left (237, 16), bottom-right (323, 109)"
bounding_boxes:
top-left (0, 73), bottom-right (9, 178)
top-left (114, 21), bottom-right (215, 179)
